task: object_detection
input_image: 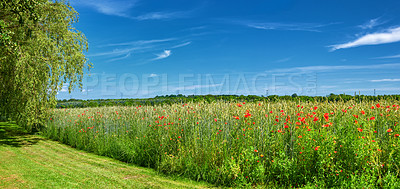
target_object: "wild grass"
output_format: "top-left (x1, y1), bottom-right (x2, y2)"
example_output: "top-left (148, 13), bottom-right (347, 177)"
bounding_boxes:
top-left (0, 122), bottom-right (212, 188)
top-left (43, 100), bottom-right (400, 187)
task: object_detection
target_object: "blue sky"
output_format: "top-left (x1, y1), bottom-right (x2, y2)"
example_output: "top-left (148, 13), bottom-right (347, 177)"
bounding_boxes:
top-left (58, 0), bottom-right (400, 99)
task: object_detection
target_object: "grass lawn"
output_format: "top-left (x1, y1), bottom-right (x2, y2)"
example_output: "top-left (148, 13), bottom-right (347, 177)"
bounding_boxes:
top-left (0, 122), bottom-right (214, 189)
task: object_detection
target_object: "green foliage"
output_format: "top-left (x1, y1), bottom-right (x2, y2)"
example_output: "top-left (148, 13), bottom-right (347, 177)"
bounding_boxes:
top-left (0, 0), bottom-right (91, 132)
top-left (56, 94), bottom-right (400, 108)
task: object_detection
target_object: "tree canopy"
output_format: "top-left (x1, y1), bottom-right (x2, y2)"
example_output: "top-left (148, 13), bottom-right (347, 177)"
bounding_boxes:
top-left (0, 0), bottom-right (91, 131)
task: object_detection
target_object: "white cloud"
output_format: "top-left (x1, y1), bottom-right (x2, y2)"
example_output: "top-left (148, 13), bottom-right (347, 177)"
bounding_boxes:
top-left (133, 11), bottom-right (186, 21)
top-left (152, 50), bottom-right (171, 60)
top-left (60, 83), bottom-right (69, 92)
top-left (370, 79), bottom-right (400, 82)
top-left (246, 22), bottom-right (334, 32)
top-left (330, 27), bottom-right (400, 51)
top-left (374, 53), bottom-right (400, 59)
top-left (149, 73), bottom-right (158, 77)
top-left (267, 63), bottom-right (400, 73)
top-left (103, 38), bottom-right (176, 47)
top-left (275, 57), bottom-right (291, 63)
top-left (89, 46), bottom-right (150, 57)
top-left (70, 0), bottom-right (137, 17)
top-left (358, 17), bottom-right (386, 29)
top-left (107, 53), bottom-right (131, 62)
top-left (171, 41), bottom-right (192, 48)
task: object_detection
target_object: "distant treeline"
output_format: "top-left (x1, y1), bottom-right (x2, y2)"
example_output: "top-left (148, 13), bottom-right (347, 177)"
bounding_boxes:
top-left (56, 94), bottom-right (400, 108)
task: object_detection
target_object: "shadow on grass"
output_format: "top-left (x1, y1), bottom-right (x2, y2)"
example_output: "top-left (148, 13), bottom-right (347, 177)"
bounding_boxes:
top-left (0, 122), bottom-right (44, 147)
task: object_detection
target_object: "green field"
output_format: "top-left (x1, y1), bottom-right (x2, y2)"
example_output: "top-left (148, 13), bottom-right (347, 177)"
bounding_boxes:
top-left (42, 100), bottom-right (400, 188)
top-left (0, 122), bottom-right (213, 188)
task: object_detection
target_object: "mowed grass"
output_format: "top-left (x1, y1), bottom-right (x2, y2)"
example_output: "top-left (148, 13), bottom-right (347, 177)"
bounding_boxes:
top-left (0, 122), bottom-right (214, 189)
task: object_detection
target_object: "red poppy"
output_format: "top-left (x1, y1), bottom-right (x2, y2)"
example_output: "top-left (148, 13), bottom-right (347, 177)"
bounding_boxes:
top-left (275, 119), bottom-right (279, 122)
top-left (395, 134), bottom-right (399, 137)
top-left (361, 111), bottom-right (365, 115)
top-left (314, 106), bottom-right (318, 110)
top-left (313, 117), bottom-right (319, 122)
top-left (387, 128), bottom-right (393, 132)
top-left (284, 125), bottom-right (289, 128)
top-left (357, 128), bottom-right (363, 132)
top-left (315, 146), bottom-right (320, 151)
top-left (324, 113), bottom-right (329, 121)
top-left (376, 104), bottom-right (381, 108)
top-left (353, 115), bottom-right (359, 118)
top-left (244, 113), bottom-right (252, 118)
top-left (370, 117), bottom-right (376, 120)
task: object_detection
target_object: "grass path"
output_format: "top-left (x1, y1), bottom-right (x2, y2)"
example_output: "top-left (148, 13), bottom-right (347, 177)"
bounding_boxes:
top-left (0, 122), bottom-right (214, 189)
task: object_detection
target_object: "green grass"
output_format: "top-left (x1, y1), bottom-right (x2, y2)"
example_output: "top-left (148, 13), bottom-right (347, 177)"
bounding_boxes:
top-left (0, 122), bottom-right (215, 189)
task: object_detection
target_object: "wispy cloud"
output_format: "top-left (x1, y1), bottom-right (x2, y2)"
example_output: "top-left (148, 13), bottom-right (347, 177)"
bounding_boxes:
top-left (60, 83), bottom-right (69, 92)
top-left (89, 38), bottom-right (175, 58)
top-left (152, 50), bottom-right (172, 60)
top-left (171, 41), bottom-right (192, 48)
top-left (149, 73), bottom-right (158, 77)
top-left (245, 22), bottom-right (335, 32)
top-left (358, 17), bottom-right (386, 29)
top-left (267, 63), bottom-right (400, 73)
top-left (70, 0), bottom-right (137, 17)
top-left (373, 53), bottom-right (400, 59)
top-left (275, 57), bottom-right (291, 63)
top-left (71, 0), bottom-right (190, 20)
top-left (89, 46), bottom-right (151, 57)
top-left (102, 38), bottom-right (176, 47)
top-left (107, 53), bottom-right (131, 62)
top-left (133, 11), bottom-right (187, 21)
top-left (330, 27), bottom-right (400, 51)
top-left (370, 78), bottom-right (400, 82)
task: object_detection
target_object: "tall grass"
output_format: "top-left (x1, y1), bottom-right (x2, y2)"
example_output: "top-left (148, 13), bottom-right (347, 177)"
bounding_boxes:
top-left (43, 100), bottom-right (400, 187)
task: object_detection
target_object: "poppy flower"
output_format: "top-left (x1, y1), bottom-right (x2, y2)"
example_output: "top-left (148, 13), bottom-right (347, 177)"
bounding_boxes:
top-left (376, 104), bottom-right (381, 108)
top-left (357, 128), bottom-right (363, 132)
top-left (324, 113), bottom-right (329, 121)
top-left (387, 128), bottom-right (393, 133)
top-left (370, 117), bottom-right (375, 120)
top-left (313, 117), bottom-right (319, 122)
top-left (315, 146), bottom-right (320, 151)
